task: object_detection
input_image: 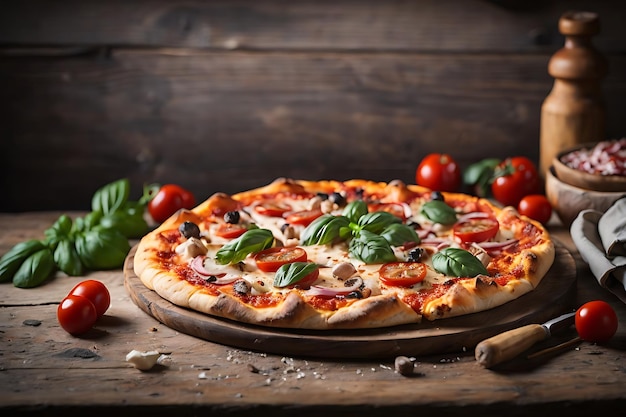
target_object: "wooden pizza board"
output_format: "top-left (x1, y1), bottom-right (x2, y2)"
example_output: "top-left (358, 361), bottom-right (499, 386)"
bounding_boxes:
top-left (124, 242), bottom-right (576, 359)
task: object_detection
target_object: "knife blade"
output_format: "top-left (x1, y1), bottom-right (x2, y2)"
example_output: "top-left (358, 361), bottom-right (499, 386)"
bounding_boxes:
top-left (475, 311), bottom-right (575, 368)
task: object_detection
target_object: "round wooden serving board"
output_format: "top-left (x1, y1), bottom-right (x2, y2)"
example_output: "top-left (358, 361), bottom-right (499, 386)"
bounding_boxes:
top-left (124, 242), bottom-right (576, 359)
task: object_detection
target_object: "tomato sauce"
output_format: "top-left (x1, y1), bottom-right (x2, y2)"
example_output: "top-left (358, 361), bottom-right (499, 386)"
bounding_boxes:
top-left (402, 281), bottom-right (456, 313)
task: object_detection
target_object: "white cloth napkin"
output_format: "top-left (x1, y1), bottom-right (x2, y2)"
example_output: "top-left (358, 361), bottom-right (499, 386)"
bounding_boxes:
top-left (570, 196), bottom-right (626, 304)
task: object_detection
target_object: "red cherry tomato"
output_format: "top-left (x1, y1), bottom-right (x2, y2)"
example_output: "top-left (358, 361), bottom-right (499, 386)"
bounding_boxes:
top-left (69, 280), bottom-right (111, 318)
top-left (254, 247), bottom-right (308, 272)
top-left (518, 194), bottom-right (552, 224)
top-left (575, 300), bottom-right (618, 343)
top-left (254, 201), bottom-right (292, 217)
top-left (285, 209), bottom-right (324, 226)
top-left (214, 223), bottom-right (248, 239)
top-left (148, 184), bottom-right (196, 223)
top-left (57, 295), bottom-right (98, 335)
top-left (379, 262), bottom-right (428, 287)
top-left (491, 157), bottom-right (540, 207)
top-left (453, 215), bottom-right (499, 243)
top-left (416, 153), bottom-right (461, 192)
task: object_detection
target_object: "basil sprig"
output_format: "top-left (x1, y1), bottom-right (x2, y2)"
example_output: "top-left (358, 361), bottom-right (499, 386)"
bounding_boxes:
top-left (0, 177), bottom-right (153, 288)
top-left (274, 262), bottom-right (319, 288)
top-left (300, 200), bottom-right (420, 264)
top-left (432, 247), bottom-right (488, 277)
top-left (215, 228), bottom-right (274, 265)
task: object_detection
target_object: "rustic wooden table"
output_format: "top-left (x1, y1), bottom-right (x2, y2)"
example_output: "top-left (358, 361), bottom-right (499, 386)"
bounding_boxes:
top-left (1, 212), bottom-right (625, 416)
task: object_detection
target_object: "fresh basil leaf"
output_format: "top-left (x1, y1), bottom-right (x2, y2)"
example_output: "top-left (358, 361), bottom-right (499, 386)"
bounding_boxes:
top-left (420, 200), bottom-right (457, 225)
top-left (463, 158), bottom-right (501, 197)
top-left (53, 239), bottom-right (84, 276)
top-left (100, 201), bottom-right (149, 238)
top-left (91, 178), bottom-right (130, 215)
top-left (379, 223), bottom-right (420, 247)
top-left (12, 248), bottom-right (55, 288)
top-left (342, 200), bottom-right (368, 223)
top-left (75, 227), bottom-right (131, 270)
top-left (273, 262), bottom-right (318, 288)
top-left (349, 230), bottom-right (397, 264)
top-left (357, 211), bottom-right (401, 235)
top-left (44, 215), bottom-right (73, 247)
top-left (0, 239), bottom-right (46, 283)
top-left (432, 247), bottom-right (488, 277)
top-left (83, 211), bottom-right (103, 231)
top-left (215, 228), bottom-right (274, 265)
top-left (300, 215), bottom-right (350, 246)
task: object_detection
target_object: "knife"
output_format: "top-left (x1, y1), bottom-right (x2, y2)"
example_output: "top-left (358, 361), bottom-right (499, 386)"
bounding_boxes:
top-left (475, 311), bottom-right (575, 368)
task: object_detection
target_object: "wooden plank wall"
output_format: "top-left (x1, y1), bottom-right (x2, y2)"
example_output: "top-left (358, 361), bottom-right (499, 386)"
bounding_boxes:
top-left (1, 0), bottom-right (625, 211)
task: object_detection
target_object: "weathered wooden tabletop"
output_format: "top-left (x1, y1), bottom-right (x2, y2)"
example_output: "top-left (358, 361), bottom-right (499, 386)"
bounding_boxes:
top-left (1, 212), bottom-right (625, 416)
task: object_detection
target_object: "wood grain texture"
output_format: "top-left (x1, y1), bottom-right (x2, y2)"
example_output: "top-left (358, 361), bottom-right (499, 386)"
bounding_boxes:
top-left (1, 212), bottom-right (625, 417)
top-left (2, 0), bottom-right (625, 52)
top-left (1, 0), bottom-right (626, 212)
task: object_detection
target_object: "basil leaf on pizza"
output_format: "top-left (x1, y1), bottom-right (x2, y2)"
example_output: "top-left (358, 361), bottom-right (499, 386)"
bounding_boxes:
top-left (300, 215), bottom-right (350, 245)
top-left (432, 247), bottom-right (488, 277)
top-left (215, 228), bottom-right (274, 265)
top-left (342, 200), bottom-right (368, 223)
top-left (273, 262), bottom-right (319, 288)
top-left (357, 211), bottom-right (401, 235)
top-left (379, 223), bottom-right (420, 246)
top-left (349, 230), bottom-right (397, 264)
top-left (420, 200), bottom-right (457, 225)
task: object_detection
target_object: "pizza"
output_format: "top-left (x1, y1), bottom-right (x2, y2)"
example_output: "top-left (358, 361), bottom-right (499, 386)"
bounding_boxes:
top-left (132, 177), bottom-right (555, 330)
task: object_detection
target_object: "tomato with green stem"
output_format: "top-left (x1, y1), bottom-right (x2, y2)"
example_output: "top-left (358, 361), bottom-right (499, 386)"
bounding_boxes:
top-left (491, 157), bottom-right (540, 207)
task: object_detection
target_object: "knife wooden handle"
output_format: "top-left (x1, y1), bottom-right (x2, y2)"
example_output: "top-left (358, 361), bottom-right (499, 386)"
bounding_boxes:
top-left (475, 324), bottom-right (548, 368)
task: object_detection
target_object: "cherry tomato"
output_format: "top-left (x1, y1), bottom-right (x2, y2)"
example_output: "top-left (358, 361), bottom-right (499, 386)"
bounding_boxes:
top-left (214, 223), bottom-right (248, 239)
top-left (491, 157), bottom-right (540, 207)
top-left (453, 215), bottom-right (499, 243)
top-left (254, 201), bottom-right (292, 217)
top-left (57, 295), bottom-right (98, 335)
top-left (254, 247), bottom-right (308, 272)
top-left (69, 280), bottom-right (111, 317)
top-left (285, 209), bottom-right (324, 226)
top-left (518, 194), bottom-right (552, 224)
top-left (148, 184), bottom-right (196, 223)
top-left (379, 262), bottom-right (427, 287)
top-left (575, 300), bottom-right (618, 343)
top-left (416, 153), bottom-right (461, 192)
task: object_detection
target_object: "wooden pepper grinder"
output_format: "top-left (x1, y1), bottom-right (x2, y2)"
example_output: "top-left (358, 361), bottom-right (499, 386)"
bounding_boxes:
top-left (539, 11), bottom-right (608, 178)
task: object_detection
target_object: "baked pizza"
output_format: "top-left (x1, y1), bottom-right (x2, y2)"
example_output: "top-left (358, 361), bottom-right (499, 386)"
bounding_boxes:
top-left (133, 178), bottom-right (555, 330)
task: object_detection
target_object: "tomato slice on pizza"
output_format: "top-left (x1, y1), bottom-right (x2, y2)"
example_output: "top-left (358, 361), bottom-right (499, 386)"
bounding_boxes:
top-left (254, 247), bottom-right (308, 272)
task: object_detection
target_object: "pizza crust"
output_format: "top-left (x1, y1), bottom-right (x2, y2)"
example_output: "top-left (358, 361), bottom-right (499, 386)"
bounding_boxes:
top-left (133, 177), bottom-right (556, 330)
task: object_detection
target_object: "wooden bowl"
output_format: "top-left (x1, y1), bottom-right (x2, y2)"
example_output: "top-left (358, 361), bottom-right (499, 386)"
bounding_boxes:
top-left (545, 166), bottom-right (626, 227)
top-left (553, 142), bottom-right (626, 192)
